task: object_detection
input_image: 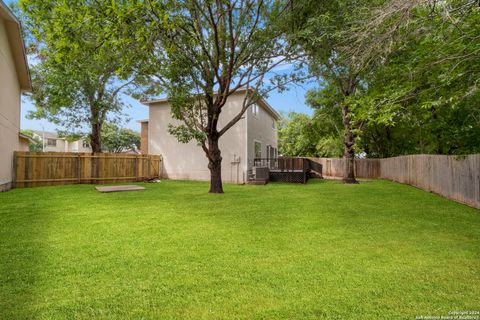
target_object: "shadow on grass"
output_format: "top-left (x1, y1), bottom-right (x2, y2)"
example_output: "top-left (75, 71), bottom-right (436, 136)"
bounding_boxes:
top-left (0, 188), bottom-right (54, 318)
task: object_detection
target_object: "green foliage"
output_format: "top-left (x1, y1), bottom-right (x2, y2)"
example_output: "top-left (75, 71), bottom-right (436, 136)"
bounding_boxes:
top-left (20, 130), bottom-right (43, 151)
top-left (100, 123), bottom-right (140, 153)
top-left (19, 0), bottom-right (143, 151)
top-left (20, 129), bottom-right (34, 137)
top-left (288, 0), bottom-right (480, 158)
top-left (351, 1), bottom-right (480, 156)
top-left (278, 111), bottom-right (342, 157)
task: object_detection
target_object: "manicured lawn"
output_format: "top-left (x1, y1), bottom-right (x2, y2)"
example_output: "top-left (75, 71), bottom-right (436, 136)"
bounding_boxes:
top-left (0, 180), bottom-right (479, 319)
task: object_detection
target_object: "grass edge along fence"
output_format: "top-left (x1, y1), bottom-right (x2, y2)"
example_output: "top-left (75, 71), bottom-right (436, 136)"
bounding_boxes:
top-left (13, 152), bottom-right (162, 188)
top-left (308, 155), bottom-right (480, 209)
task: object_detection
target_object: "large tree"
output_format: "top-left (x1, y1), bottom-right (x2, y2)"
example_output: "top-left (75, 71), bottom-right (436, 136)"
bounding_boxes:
top-left (118, 0), bottom-right (301, 193)
top-left (286, 0), bottom-right (418, 182)
top-left (19, 0), bottom-right (143, 152)
top-left (351, 0), bottom-right (480, 157)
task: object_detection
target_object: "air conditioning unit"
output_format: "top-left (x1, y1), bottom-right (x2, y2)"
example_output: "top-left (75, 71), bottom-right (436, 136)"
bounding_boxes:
top-left (253, 166), bottom-right (269, 181)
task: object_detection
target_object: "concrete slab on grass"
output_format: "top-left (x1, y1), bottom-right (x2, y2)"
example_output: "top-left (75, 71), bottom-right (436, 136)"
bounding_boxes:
top-left (95, 185), bottom-right (145, 193)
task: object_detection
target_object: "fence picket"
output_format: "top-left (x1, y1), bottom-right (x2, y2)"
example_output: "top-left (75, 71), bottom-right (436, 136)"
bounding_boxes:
top-left (309, 155), bottom-right (480, 209)
top-left (13, 152), bottom-right (162, 188)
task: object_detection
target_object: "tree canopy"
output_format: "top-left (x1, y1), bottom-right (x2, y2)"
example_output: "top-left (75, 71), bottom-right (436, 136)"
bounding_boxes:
top-left (19, 0), bottom-right (144, 152)
top-left (280, 0), bottom-right (480, 161)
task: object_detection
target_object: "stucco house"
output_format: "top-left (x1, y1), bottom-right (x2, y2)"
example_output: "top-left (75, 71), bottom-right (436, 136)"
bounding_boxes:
top-left (141, 89), bottom-right (280, 183)
top-left (0, 1), bottom-right (31, 191)
top-left (31, 131), bottom-right (92, 153)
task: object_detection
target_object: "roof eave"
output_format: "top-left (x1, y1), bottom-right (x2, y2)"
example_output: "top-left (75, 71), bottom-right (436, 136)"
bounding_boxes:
top-left (142, 88), bottom-right (281, 120)
top-left (0, 1), bottom-right (32, 91)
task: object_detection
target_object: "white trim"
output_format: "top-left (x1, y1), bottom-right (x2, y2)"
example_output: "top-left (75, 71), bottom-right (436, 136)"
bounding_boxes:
top-left (244, 100), bottom-right (249, 181)
top-left (251, 104), bottom-right (259, 118)
top-left (253, 139), bottom-right (262, 159)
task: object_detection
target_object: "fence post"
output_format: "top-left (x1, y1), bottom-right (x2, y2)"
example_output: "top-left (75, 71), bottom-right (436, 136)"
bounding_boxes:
top-left (77, 154), bottom-right (81, 184)
top-left (24, 153), bottom-right (30, 188)
top-left (134, 155), bottom-right (138, 181)
top-left (90, 153), bottom-right (96, 184)
top-left (12, 152), bottom-right (17, 189)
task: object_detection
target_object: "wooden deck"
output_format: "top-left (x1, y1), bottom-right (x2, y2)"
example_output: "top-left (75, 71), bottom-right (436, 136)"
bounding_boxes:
top-left (269, 169), bottom-right (309, 183)
top-left (251, 157), bottom-right (318, 184)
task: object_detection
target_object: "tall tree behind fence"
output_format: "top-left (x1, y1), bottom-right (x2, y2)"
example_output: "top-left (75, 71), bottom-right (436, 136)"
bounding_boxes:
top-left (309, 155), bottom-right (480, 209)
top-left (13, 152), bottom-right (162, 188)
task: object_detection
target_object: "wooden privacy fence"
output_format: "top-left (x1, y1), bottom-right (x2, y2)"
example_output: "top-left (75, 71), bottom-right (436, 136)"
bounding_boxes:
top-left (13, 152), bottom-right (162, 188)
top-left (308, 157), bottom-right (381, 179)
top-left (308, 155), bottom-right (480, 209)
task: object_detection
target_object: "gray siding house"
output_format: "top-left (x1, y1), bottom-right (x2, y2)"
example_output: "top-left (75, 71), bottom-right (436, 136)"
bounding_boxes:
top-left (141, 89), bottom-right (280, 183)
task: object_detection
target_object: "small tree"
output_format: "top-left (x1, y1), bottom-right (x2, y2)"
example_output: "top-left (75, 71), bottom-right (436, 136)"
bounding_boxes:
top-left (101, 123), bottom-right (140, 153)
top-left (20, 130), bottom-right (43, 151)
top-left (120, 0), bottom-right (301, 193)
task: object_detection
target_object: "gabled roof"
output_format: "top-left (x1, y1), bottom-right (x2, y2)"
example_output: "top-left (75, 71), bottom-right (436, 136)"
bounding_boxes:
top-left (141, 88), bottom-right (281, 120)
top-left (32, 130), bottom-right (60, 139)
top-left (0, 0), bottom-right (31, 91)
top-left (18, 132), bottom-right (34, 143)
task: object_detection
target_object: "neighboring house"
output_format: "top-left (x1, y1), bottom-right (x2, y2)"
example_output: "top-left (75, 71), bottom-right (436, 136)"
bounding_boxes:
top-left (0, 1), bottom-right (31, 191)
top-left (141, 89), bottom-right (280, 183)
top-left (31, 131), bottom-right (92, 153)
top-left (18, 133), bottom-right (33, 151)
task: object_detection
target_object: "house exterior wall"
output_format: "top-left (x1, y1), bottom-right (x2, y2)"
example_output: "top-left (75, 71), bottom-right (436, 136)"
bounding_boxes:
top-left (148, 92), bottom-right (248, 183)
top-left (31, 132), bottom-right (91, 152)
top-left (246, 101), bottom-right (278, 170)
top-left (18, 136), bottom-right (30, 151)
top-left (66, 139), bottom-right (91, 152)
top-left (140, 121), bottom-right (149, 154)
top-left (46, 138), bottom-right (66, 152)
top-left (0, 19), bottom-right (21, 191)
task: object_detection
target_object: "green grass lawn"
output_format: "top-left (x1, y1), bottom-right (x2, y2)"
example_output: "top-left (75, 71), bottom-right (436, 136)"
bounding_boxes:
top-left (0, 180), bottom-right (479, 319)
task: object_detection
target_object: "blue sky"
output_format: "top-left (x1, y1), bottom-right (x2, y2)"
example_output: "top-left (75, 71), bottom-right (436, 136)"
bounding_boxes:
top-left (20, 81), bottom-right (318, 133)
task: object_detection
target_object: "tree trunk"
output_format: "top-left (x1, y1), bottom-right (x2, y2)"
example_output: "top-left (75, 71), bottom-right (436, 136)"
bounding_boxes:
top-left (342, 104), bottom-right (358, 184)
top-left (206, 135), bottom-right (224, 194)
top-left (90, 121), bottom-right (102, 153)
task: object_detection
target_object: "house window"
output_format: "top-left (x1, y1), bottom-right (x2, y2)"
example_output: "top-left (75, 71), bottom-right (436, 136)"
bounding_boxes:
top-left (254, 141), bottom-right (262, 159)
top-left (267, 145), bottom-right (278, 159)
top-left (47, 138), bottom-right (57, 147)
top-left (252, 104), bottom-right (259, 117)
top-left (82, 140), bottom-right (90, 148)
top-left (272, 120), bottom-right (276, 129)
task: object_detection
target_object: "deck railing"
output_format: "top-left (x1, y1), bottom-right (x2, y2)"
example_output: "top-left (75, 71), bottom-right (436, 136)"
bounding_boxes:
top-left (252, 157), bottom-right (310, 172)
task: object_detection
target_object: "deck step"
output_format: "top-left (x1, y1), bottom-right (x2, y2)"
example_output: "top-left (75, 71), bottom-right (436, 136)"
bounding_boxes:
top-left (246, 180), bottom-right (268, 185)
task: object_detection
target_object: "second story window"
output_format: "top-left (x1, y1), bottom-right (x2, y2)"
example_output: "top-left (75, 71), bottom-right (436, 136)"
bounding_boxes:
top-left (252, 104), bottom-right (259, 117)
top-left (47, 138), bottom-right (57, 147)
top-left (272, 120), bottom-right (276, 129)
